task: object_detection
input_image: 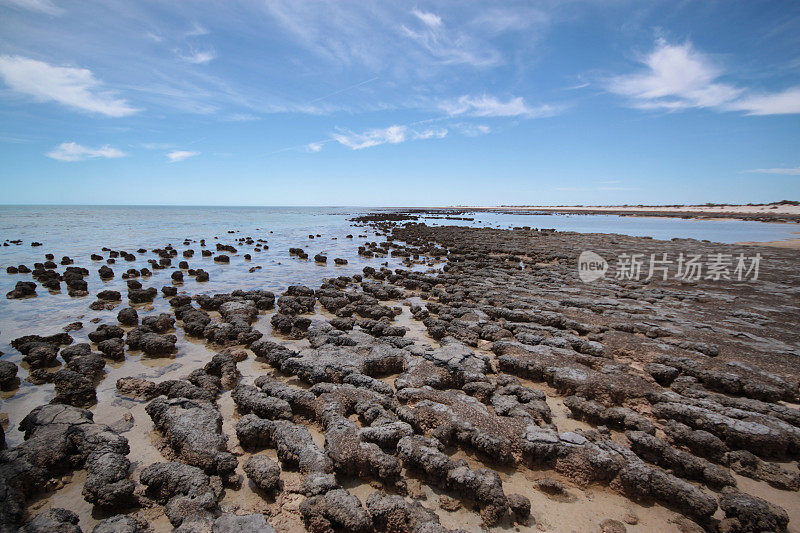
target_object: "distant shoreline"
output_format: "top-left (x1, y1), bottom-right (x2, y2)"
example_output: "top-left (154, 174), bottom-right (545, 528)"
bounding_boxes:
top-left (449, 204), bottom-right (800, 224)
top-left (736, 238), bottom-right (800, 250)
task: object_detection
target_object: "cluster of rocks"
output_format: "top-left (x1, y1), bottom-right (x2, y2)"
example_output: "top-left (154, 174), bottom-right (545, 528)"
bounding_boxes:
top-left (5, 236), bottom-right (253, 301)
top-left (6, 264), bottom-right (89, 298)
top-left (193, 290), bottom-right (273, 345)
top-left (0, 405), bottom-right (135, 525)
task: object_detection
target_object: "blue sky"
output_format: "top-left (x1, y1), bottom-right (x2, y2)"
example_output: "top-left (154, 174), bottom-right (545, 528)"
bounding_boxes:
top-left (0, 0), bottom-right (798, 206)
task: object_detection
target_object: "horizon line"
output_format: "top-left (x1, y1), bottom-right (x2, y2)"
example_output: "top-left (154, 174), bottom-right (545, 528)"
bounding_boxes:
top-left (0, 202), bottom-right (796, 209)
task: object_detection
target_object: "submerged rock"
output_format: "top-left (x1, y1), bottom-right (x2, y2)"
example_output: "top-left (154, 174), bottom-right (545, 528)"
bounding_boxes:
top-left (7, 281), bottom-right (36, 299)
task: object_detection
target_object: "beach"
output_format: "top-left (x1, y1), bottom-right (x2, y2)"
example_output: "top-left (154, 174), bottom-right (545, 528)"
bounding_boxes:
top-left (461, 204), bottom-right (800, 224)
top-left (1, 207), bottom-right (799, 532)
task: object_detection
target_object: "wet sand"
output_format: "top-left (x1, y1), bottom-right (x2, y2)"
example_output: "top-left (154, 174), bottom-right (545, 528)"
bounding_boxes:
top-left (737, 238), bottom-right (800, 249)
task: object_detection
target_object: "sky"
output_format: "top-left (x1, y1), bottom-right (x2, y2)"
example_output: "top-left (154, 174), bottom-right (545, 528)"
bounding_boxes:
top-left (0, 0), bottom-right (798, 206)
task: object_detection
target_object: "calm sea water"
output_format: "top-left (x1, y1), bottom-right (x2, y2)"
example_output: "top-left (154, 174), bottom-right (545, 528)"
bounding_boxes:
top-left (457, 210), bottom-right (799, 243)
top-left (0, 205), bottom-right (796, 445)
top-left (0, 204), bottom-right (796, 323)
top-left (0, 203), bottom-right (796, 325)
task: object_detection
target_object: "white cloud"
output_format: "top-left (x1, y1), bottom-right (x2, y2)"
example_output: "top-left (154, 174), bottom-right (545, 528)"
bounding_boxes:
top-left (46, 142), bottom-right (127, 162)
top-left (306, 142), bottom-right (324, 152)
top-left (2, 0), bottom-right (63, 15)
top-left (412, 9), bottom-right (441, 28)
top-left (608, 39), bottom-right (800, 115)
top-left (167, 150), bottom-right (199, 162)
top-left (441, 95), bottom-right (559, 118)
top-left (564, 81), bottom-right (590, 90)
top-left (727, 87), bottom-right (800, 116)
top-left (330, 124), bottom-right (446, 150)
top-left (745, 166), bottom-right (800, 175)
top-left (0, 3), bottom-right (555, 118)
top-left (262, 2), bottom-right (504, 72)
top-left (400, 20), bottom-right (500, 68)
top-left (180, 50), bottom-right (216, 64)
top-left (608, 39), bottom-right (742, 110)
top-left (413, 128), bottom-right (447, 140)
top-left (0, 56), bottom-right (137, 117)
top-left (333, 125), bottom-right (407, 150)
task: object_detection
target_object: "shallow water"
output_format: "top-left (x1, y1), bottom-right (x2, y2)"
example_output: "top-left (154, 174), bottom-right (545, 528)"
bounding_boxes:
top-left (454, 210), bottom-right (799, 243)
top-left (0, 206), bottom-right (404, 445)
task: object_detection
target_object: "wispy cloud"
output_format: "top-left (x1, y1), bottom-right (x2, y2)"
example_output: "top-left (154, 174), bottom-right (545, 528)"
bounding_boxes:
top-left (608, 39), bottom-right (800, 115)
top-left (308, 77), bottom-right (379, 104)
top-left (226, 113), bottom-right (259, 122)
top-left (727, 88), bottom-right (800, 116)
top-left (0, 134), bottom-right (35, 144)
top-left (332, 125), bottom-right (407, 150)
top-left (140, 142), bottom-right (173, 150)
top-left (564, 81), bottom-right (590, 91)
top-left (300, 118), bottom-right (499, 154)
top-left (167, 150), bottom-right (199, 162)
top-left (454, 123), bottom-right (491, 137)
top-left (179, 49), bottom-right (216, 65)
top-left (468, 7), bottom-right (548, 35)
top-left (46, 142), bottom-right (127, 162)
top-left (440, 95), bottom-right (560, 118)
top-left (401, 10), bottom-right (501, 68)
top-left (2, 0), bottom-right (63, 15)
top-left (413, 127), bottom-right (447, 140)
top-left (262, 2), bottom-right (507, 72)
top-left (306, 142), bottom-right (325, 153)
top-left (0, 3), bottom-right (554, 118)
top-left (186, 23), bottom-right (209, 37)
top-left (412, 9), bottom-right (442, 29)
top-left (745, 166), bottom-right (800, 175)
top-left (0, 56), bottom-right (138, 117)
top-left (608, 39), bottom-right (742, 110)
top-left (327, 124), bottom-right (446, 150)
